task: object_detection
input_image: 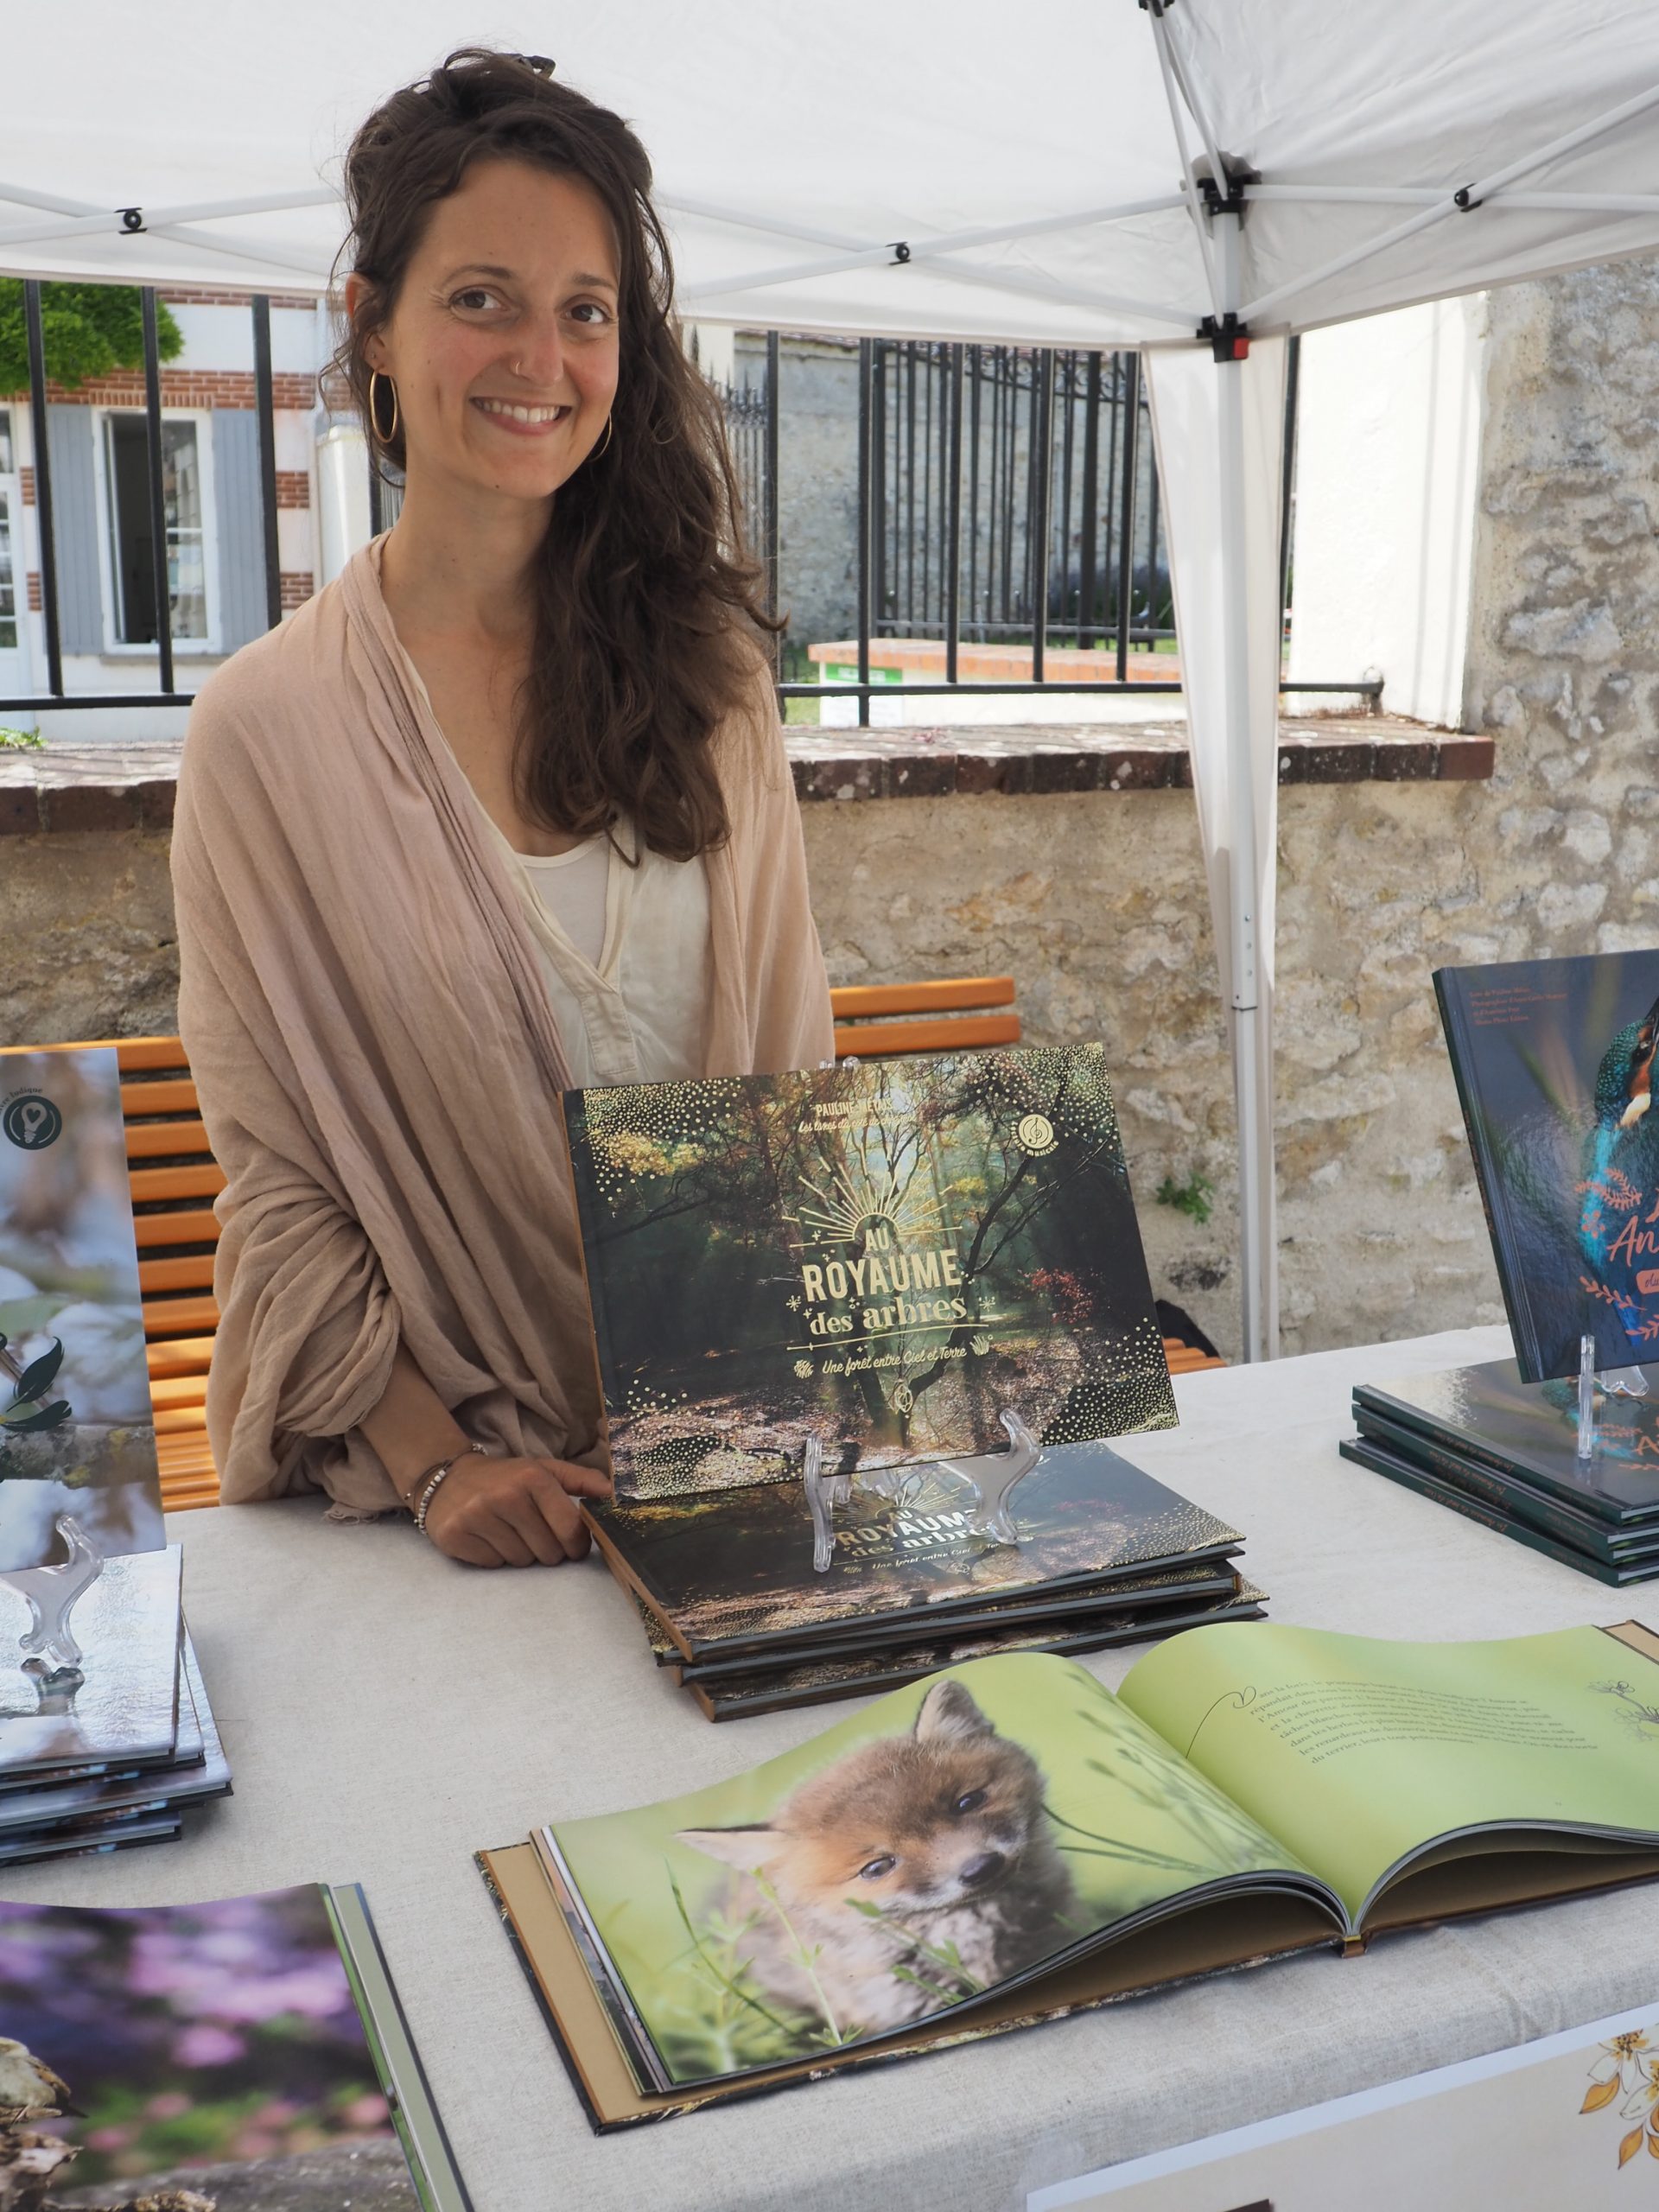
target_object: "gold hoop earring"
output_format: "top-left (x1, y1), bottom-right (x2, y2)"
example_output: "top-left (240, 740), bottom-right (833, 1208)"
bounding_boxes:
top-left (590, 413), bottom-right (613, 462)
top-left (368, 369), bottom-right (399, 445)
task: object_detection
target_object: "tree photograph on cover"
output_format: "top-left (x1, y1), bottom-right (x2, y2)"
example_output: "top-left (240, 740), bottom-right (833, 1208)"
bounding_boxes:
top-left (0, 1046), bottom-right (162, 1570)
top-left (0, 1887), bottom-right (416, 2209)
top-left (565, 1046), bottom-right (1176, 1499)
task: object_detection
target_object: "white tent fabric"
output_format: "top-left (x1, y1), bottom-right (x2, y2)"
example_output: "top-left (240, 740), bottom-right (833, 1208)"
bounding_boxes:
top-left (9, 1), bottom-right (1659, 1354)
top-left (1144, 338), bottom-right (1287, 1358)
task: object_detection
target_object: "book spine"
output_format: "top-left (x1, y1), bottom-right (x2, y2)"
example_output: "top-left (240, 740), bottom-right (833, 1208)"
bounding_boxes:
top-left (556, 1092), bottom-right (620, 1466)
top-left (325, 1885), bottom-right (475, 2212)
top-left (1340, 1439), bottom-right (1633, 1585)
top-left (1432, 969), bottom-right (1541, 1376)
top-left (1352, 1386), bottom-right (1634, 1528)
top-left (1353, 1412), bottom-right (1646, 1557)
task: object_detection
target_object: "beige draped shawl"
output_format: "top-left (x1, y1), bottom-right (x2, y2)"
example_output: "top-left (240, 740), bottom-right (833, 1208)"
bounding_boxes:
top-left (172, 543), bottom-right (833, 1509)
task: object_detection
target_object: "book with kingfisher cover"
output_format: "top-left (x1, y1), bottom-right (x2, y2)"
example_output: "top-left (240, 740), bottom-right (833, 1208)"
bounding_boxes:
top-left (1434, 953), bottom-right (1659, 1384)
top-left (563, 1046), bottom-right (1178, 1500)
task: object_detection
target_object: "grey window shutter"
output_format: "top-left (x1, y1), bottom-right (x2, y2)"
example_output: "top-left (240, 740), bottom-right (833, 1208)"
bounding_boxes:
top-left (211, 408), bottom-right (270, 654)
top-left (44, 406), bottom-right (103, 655)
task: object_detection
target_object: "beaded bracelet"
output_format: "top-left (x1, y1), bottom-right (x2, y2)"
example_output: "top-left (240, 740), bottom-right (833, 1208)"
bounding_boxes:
top-left (409, 1442), bottom-right (486, 1535)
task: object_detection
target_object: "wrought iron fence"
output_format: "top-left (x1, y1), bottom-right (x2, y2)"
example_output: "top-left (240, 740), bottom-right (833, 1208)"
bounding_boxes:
top-left (1, 277), bottom-right (1368, 727)
top-left (713, 329), bottom-right (1372, 723)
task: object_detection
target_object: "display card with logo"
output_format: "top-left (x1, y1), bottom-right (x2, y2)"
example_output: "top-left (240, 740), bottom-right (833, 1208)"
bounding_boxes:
top-left (563, 1046), bottom-right (1177, 1501)
top-left (0, 1044), bottom-right (162, 1570)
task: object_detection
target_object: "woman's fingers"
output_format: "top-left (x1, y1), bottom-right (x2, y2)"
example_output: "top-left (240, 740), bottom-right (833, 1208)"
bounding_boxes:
top-left (496, 1482), bottom-right (575, 1567)
top-left (419, 1453), bottom-right (600, 1566)
top-left (528, 1468), bottom-right (593, 1559)
top-left (547, 1459), bottom-right (613, 1502)
top-left (435, 1522), bottom-right (509, 1568)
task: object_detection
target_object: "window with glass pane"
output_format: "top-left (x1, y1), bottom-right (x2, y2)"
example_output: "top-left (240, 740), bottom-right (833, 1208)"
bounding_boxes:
top-left (0, 489), bottom-right (14, 651)
top-left (104, 416), bottom-right (208, 643)
top-left (0, 410), bottom-right (13, 474)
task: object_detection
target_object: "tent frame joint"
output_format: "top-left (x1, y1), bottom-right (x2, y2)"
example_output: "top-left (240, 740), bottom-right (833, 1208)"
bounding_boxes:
top-left (116, 206), bottom-right (145, 233)
top-left (1196, 162), bottom-right (1254, 220)
top-left (1452, 184), bottom-right (1484, 212)
top-left (1198, 310), bottom-right (1251, 361)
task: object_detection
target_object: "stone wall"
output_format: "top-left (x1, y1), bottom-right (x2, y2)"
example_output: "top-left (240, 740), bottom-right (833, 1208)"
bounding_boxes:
top-left (0, 830), bottom-right (178, 1046)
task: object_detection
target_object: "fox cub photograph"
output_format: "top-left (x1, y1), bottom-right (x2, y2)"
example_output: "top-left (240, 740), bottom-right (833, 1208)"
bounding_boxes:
top-left (677, 1678), bottom-right (1078, 2036)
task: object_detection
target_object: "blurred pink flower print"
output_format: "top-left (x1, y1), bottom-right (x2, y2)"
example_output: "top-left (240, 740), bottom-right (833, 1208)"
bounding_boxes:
top-left (0, 1886), bottom-right (395, 2187)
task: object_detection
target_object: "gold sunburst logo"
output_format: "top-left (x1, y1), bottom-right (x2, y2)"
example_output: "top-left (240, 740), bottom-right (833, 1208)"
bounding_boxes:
top-left (791, 1137), bottom-right (951, 1249)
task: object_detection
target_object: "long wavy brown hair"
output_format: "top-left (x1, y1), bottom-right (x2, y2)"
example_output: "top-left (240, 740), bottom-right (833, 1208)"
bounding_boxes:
top-left (336, 48), bottom-right (774, 861)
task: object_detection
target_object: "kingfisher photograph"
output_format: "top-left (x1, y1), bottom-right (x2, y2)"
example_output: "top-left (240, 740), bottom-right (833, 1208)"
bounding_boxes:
top-left (1435, 954), bottom-right (1659, 1383)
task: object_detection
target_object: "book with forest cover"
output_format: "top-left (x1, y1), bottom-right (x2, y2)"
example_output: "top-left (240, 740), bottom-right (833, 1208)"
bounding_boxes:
top-left (563, 1046), bottom-right (1177, 1500)
top-left (591, 1437), bottom-right (1244, 1664)
top-left (479, 1619), bottom-right (1659, 2128)
top-left (0, 1883), bottom-right (469, 2212)
top-left (1434, 953), bottom-right (1659, 1384)
top-left (678, 1579), bottom-right (1270, 1721)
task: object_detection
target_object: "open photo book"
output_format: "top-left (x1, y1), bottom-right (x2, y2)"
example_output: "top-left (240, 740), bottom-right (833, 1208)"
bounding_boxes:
top-left (479, 1618), bottom-right (1659, 2127)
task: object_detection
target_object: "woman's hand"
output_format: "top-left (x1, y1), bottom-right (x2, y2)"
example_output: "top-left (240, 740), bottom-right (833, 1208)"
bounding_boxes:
top-left (421, 1453), bottom-right (613, 1568)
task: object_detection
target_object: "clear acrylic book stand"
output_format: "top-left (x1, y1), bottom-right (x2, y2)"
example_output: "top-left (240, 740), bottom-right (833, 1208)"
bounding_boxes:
top-left (802, 1408), bottom-right (1041, 1573)
top-left (0, 1514), bottom-right (102, 1682)
top-left (1577, 1333), bottom-right (1650, 1462)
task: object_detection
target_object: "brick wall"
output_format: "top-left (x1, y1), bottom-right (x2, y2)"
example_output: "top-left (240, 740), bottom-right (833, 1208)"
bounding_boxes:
top-left (15, 370), bottom-right (316, 411)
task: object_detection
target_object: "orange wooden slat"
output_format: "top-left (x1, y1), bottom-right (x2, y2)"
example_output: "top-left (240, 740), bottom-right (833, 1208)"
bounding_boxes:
top-left (830, 977), bottom-right (1016, 1020)
top-left (1161, 1337), bottom-right (1225, 1374)
top-left (832, 1013), bottom-right (1023, 1059)
top-left (155, 1403), bottom-right (212, 1435)
top-left (125, 1119), bottom-right (213, 1160)
top-left (138, 1253), bottom-right (217, 1295)
top-left (112, 1036), bottom-right (191, 1073)
top-left (157, 1438), bottom-right (220, 1511)
top-left (146, 1336), bottom-right (216, 1380)
top-left (161, 1481), bottom-right (221, 1513)
top-left (149, 1375), bottom-right (208, 1414)
top-left (132, 1208), bottom-right (221, 1250)
top-left (129, 1163), bottom-right (226, 1204)
top-left (120, 1077), bottom-right (199, 1118)
top-left (143, 1293), bottom-right (220, 1338)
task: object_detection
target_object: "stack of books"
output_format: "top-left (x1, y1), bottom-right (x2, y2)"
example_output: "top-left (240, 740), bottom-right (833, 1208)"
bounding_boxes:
top-left (563, 1046), bottom-right (1262, 1717)
top-left (594, 1438), bottom-right (1268, 1717)
top-left (0, 1543), bottom-right (231, 1862)
top-left (1343, 1358), bottom-right (1659, 1586)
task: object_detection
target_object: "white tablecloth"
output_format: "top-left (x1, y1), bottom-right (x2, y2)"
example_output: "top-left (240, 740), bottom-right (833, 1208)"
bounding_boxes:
top-left (9, 1322), bottom-right (1653, 2212)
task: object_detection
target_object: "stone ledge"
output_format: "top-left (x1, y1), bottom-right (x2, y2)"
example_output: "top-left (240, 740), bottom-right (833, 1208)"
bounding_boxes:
top-left (0, 716), bottom-right (1491, 832)
top-left (787, 716), bottom-right (1490, 800)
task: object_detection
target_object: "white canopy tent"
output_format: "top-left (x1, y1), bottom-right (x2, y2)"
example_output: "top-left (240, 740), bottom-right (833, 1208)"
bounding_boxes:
top-left (10, 0), bottom-right (1659, 1357)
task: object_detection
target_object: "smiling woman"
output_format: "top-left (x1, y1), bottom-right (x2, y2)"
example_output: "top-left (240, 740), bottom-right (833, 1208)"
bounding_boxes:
top-left (168, 51), bottom-right (833, 1569)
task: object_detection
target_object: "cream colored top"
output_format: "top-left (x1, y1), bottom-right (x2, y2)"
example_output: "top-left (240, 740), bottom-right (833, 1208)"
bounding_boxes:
top-left (481, 810), bottom-right (713, 1087)
top-left (392, 645), bottom-right (713, 1088)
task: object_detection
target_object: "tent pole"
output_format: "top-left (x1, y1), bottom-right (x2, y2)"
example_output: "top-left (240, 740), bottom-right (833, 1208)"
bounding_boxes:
top-left (1212, 208), bottom-right (1274, 1363)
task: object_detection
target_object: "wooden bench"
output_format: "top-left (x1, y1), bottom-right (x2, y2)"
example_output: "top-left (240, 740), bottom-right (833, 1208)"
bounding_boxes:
top-left (99, 990), bottom-right (1218, 1513)
top-left (831, 976), bottom-right (1021, 1059)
